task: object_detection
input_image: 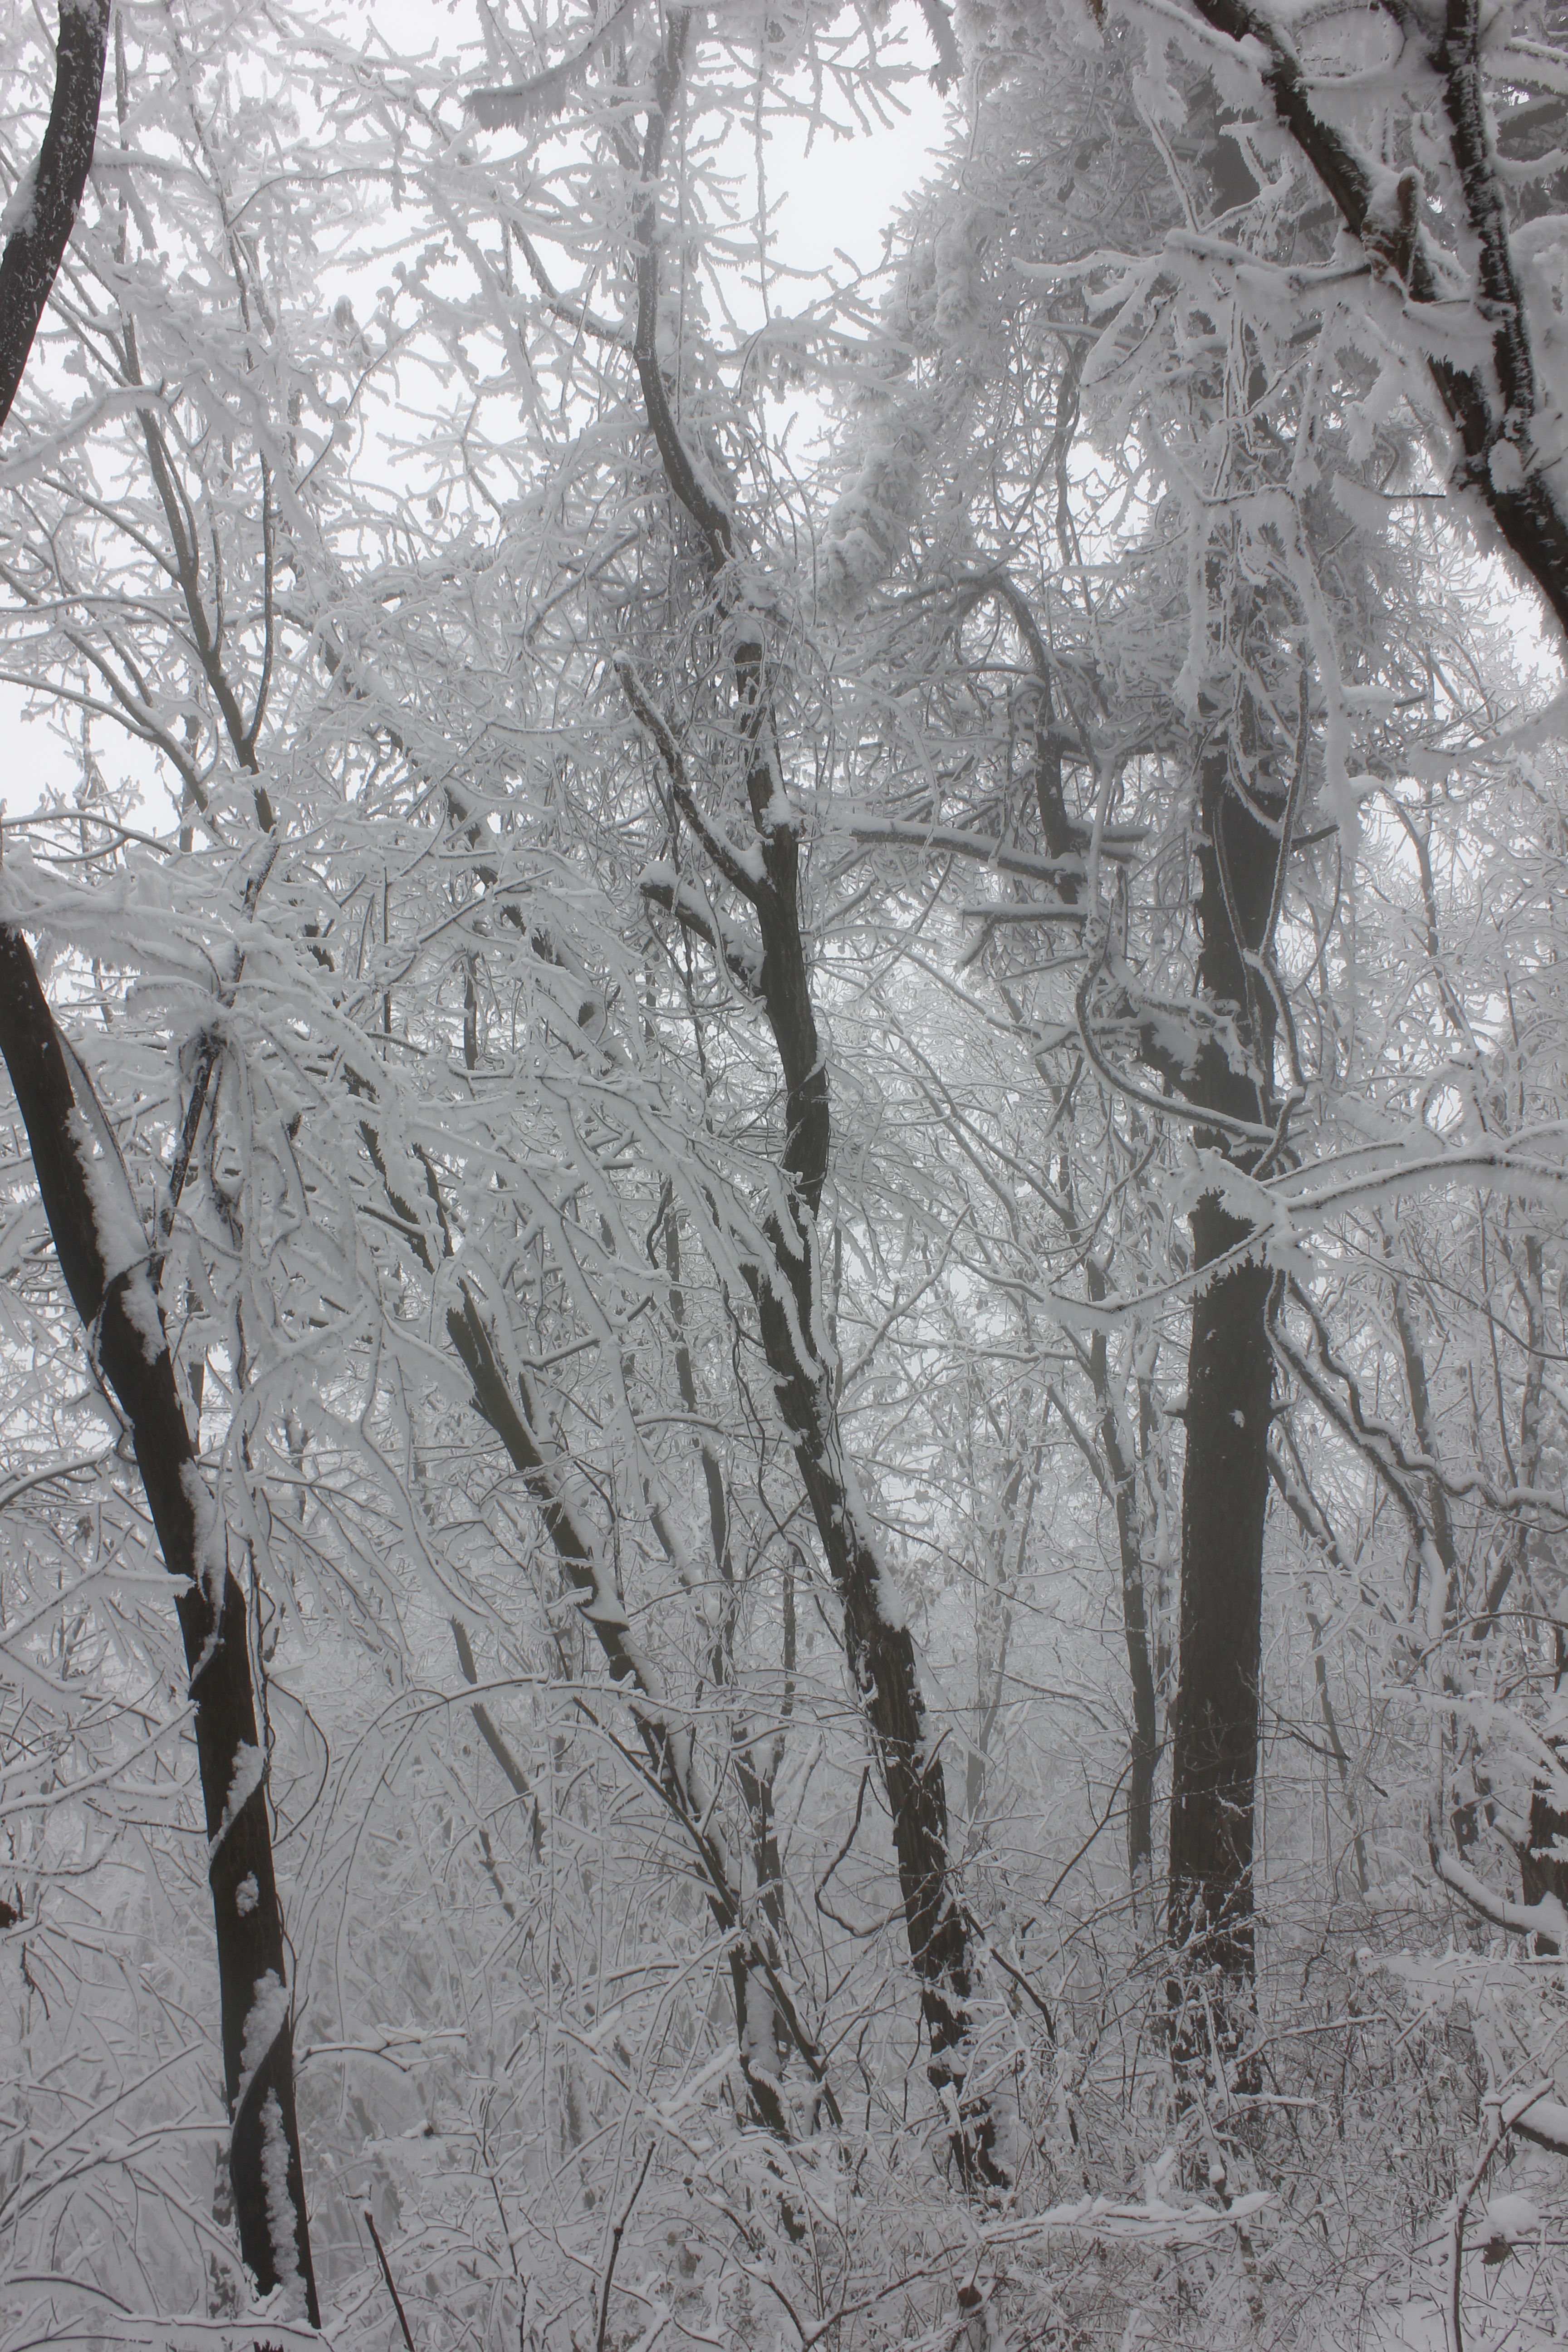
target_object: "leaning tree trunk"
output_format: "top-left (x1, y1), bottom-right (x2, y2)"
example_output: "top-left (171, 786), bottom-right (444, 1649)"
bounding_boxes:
top-left (1161, 727), bottom-right (1289, 2061)
top-left (625, 659), bottom-right (999, 2182)
top-left (0, 931), bottom-right (319, 2321)
top-left (0, 10), bottom-right (318, 2318)
top-left (665, 1206), bottom-right (802, 2110)
top-left (612, 10), bottom-right (999, 2186)
top-left (319, 585), bottom-right (831, 2141)
top-left (355, 1117), bottom-right (834, 2144)
top-left (0, 0), bottom-right (111, 435)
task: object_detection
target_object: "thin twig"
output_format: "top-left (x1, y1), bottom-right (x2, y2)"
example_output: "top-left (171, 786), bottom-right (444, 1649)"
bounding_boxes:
top-left (597, 2141), bottom-right (655, 2352)
top-left (366, 2208), bottom-right (417, 2352)
top-left (1450, 2114), bottom-right (1506, 2352)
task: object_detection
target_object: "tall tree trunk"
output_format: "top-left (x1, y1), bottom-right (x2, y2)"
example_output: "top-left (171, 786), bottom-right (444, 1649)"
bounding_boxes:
top-left (0, 931), bottom-right (319, 2321)
top-left (1168, 1226), bottom-right (1273, 1995)
top-left (629, 647), bottom-right (998, 2176)
top-left (965, 1411), bottom-right (1039, 1826)
top-left (0, 13), bottom-right (318, 2316)
top-left (616, 11), bottom-right (998, 2185)
top-left (1161, 730), bottom-right (1289, 2052)
top-left (995, 684), bottom-right (1165, 1932)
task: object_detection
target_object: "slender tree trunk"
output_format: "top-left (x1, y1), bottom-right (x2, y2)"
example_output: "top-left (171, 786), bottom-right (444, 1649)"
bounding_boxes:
top-left (0, 931), bottom-right (319, 2320)
top-left (966, 1417), bottom-right (1038, 1825)
top-left (1091, 1308), bottom-right (1161, 1931)
top-left (626, 655), bottom-right (1000, 2178)
top-left (616, 11), bottom-right (998, 2184)
top-left (664, 1208), bottom-right (801, 2112)
top-left (1009, 583), bottom-right (1160, 1912)
top-left (754, 1237), bottom-right (997, 2176)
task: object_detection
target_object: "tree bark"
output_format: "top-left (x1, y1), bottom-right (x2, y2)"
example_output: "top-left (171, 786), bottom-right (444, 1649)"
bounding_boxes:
top-left (627, 657), bottom-right (998, 2176)
top-left (663, 1207), bottom-right (801, 2112)
top-left (0, 930), bottom-right (319, 2322)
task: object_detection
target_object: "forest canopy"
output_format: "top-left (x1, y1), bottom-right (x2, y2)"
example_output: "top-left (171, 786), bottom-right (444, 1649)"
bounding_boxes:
top-left (2, 3), bottom-right (1568, 2349)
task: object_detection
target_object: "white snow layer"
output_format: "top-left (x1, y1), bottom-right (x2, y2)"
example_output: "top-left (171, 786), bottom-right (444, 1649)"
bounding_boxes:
top-left (67, 1110), bottom-right (165, 1361)
top-left (236, 1968), bottom-right (289, 2120)
top-left (1482, 2194), bottom-right (1540, 2244)
top-left (257, 2088), bottom-right (307, 2317)
top-left (211, 1742), bottom-right (265, 1865)
top-left (0, 163), bottom-right (39, 244)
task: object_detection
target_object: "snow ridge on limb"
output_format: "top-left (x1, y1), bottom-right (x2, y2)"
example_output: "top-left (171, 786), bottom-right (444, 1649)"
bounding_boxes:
top-left (1432, 1843), bottom-right (1568, 1958)
top-left (1495, 2082), bottom-right (1568, 2158)
top-left (0, 927), bottom-right (319, 2322)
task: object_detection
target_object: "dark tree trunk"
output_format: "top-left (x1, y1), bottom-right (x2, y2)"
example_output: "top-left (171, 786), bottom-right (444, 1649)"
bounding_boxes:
top-left (1167, 1227), bottom-right (1272, 1990)
top-left (632, 657), bottom-right (998, 2170)
top-left (1092, 1323), bottom-right (1161, 1922)
top-left (0, 0), bottom-right (110, 433)
top-left (626, 647), bottom-right (999, 2180)
top-left (666, 1209), bottom-right (801, 2111)
top-left (1161, 735), bottom-right (1287, 2044)
top-left (0, 931), bottom-right (319, 2322)
top-left (0, 17), bottom-right (317, 2317)
top-left (614, 12), bottom-right (998, 2185)
top-left (1519, 1631), bottom-right (1568, 1953)
top-left (755, 1250), bottom-right (996, 2176)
